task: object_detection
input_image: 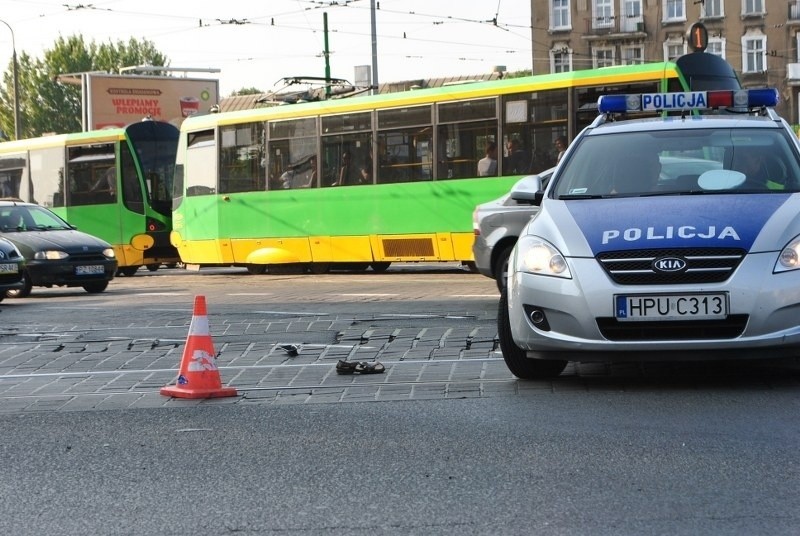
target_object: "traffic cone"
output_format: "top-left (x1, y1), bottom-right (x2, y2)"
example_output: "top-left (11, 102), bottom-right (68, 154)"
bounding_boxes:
top-left (160, 295), bottom-right (238, 399)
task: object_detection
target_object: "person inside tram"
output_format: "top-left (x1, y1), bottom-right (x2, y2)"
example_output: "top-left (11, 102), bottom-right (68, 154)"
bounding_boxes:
top-left (477, 142), bottom-right (498, 177)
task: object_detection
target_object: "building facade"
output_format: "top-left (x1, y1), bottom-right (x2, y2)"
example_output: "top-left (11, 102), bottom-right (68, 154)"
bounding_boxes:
top-left (531, 0), bottom-right (800, 126)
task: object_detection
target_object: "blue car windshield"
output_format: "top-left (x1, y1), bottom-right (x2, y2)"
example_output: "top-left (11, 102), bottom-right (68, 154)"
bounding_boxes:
top-left (553, 128), bottom-right (800, 198)
top-left (0, 205), bottom-right (72, 232)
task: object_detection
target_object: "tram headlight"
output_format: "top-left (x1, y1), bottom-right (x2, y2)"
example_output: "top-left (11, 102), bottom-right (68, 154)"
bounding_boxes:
top-left (516, 236), bottom-right (571, 279)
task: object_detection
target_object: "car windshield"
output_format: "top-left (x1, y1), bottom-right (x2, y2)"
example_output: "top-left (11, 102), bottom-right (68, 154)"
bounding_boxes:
top-left (0, 205), bottom-right (72, 232)
top-left (552, 128), bottom-right (800, 198)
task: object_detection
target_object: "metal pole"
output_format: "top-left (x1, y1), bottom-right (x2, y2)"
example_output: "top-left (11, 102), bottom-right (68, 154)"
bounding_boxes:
top-left (0, 19), bottom-right (20, 140)
top-left (323, 12), bottom-right (331, 99)
top-left (370, 0), bottom-right (379, 95)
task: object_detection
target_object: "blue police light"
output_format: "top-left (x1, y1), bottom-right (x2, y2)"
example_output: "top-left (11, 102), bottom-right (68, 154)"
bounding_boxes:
top-left (597, 88), bottom-right (779, 114)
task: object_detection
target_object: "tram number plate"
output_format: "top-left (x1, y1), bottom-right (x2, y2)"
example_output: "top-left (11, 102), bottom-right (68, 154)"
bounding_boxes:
top-left (0, 263), bottom-right (18, 274)
top-left (615, 293), bottom-right (727, 321)
top-left (75, 265), bottom-right (104, 275)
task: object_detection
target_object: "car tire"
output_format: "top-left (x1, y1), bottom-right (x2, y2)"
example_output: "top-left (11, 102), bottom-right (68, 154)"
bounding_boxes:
top-left (83, 281), bottom-right (109, 293)
top-left (493, 244), bottom-right (514, 293)
top-left (6, 272), bottom-right (32, 299)
top-left (497, 288), bottom-right (567, 379)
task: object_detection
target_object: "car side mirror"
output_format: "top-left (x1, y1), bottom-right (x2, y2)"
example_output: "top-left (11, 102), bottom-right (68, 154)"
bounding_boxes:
top-left (509, 174), bottom-right (543, 205)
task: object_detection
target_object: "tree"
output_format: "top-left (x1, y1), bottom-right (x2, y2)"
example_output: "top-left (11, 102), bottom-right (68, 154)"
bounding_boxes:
top-left (229, 87), bottom-right (265, 97)
top-left (0, 35), bottom-right (168, 139)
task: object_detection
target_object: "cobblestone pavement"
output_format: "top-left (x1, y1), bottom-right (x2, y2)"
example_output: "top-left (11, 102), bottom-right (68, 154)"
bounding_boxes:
top-left (1, 265), bottom-right (798, 413)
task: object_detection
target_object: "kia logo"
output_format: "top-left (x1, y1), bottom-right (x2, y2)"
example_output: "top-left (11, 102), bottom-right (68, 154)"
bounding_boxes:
top-left (653, 257), bottom-right (687, 273)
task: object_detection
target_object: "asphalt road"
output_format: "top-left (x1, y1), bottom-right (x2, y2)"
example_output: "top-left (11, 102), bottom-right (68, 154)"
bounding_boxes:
top-left (1, 263), bottom-right (799, 535)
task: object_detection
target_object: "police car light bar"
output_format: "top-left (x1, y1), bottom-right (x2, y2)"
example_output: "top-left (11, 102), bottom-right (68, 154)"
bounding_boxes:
top-left (597, 88), bottom-right (779, 114)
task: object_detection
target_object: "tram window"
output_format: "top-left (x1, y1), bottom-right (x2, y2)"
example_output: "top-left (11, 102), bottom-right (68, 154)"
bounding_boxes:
top-left (29, 147), bottom-right (63, 208)
top-left (267, 118), bottom-right (318, 191)
top-left (376, 129), bottom-right (432, 184)
top-left (186, 130), bottom-right (217, 196)
top-left (270, 117), bottom-right (316, 139)
top-left (438, 98), bottom-right (496, 123)
top-left (436, 120), bottom-right (497, 180)
top-left (376, 105), bottom-right (433, 184)
top-left (0, 154), bottom-right (26, 200)
top-left (268, 138), bottom-right (317, 190)
top-left (219, 122), bottom-right (266, 194)
top-left (66, 144), bottom-right (116, 206)
top-left (321, 112), bottom-right (371, 134)
top-left (501, 90), bottom-right (568, 174)
top-left (377, 105), bottom-right (432, 129)
top-left (120, 142), bottom-right (144, 215)
top-left (321, 133), bottom-right (373, 187)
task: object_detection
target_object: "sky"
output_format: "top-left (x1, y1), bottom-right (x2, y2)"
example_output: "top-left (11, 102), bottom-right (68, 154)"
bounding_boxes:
top-left (1, 0), bottom-right (533, 97)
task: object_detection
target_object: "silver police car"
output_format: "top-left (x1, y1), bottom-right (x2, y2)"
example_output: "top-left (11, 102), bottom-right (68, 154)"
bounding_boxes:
top-left (499, 88), bottom-right (800, 379)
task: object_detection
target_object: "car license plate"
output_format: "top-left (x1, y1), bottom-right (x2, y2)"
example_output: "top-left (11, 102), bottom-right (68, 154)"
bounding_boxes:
top-left (0, 263), bottom-right (18, 274)
top-left (615, 293), bottom-right (728, 321)
top-left (75, 265), bottom-right (105, 275)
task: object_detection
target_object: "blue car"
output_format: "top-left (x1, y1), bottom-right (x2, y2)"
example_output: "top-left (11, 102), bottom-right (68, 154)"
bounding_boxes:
top-left (0, 201), bottom-right (117, 298)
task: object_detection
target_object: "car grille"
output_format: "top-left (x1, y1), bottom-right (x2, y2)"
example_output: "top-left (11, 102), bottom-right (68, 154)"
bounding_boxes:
top-left (69, 252), bottom-right (109, 263)
top-left (596, 315), bottom-right (748, 341)
top-left (597, 248), bottom-right (746, 285)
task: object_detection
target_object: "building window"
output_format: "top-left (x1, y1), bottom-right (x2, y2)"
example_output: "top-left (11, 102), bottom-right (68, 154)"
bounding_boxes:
top-left (551, 0), bottom-right (570, 30)
top-left (663, 0), bottom-right (685, 21)
top-left (551, 46), bottom-right (572, 73)
top-left (593, 0), bottom-right (613, 29)
top-left (701, 0), bottom-right (723, 18)
top-left (621, 0), bottom-right (643, 32)
top-left (743, 0), bottom-right (764, 15)
top-left (593, 47), bottom-right (615, 68)
top-left (664, 41), bottom-right (686, 61)
top-left (707, 38), bottom-right (726, 59)
top-left (741, 35), bottom-right (766, 73)
top-left (621, 45), bottom-right (643, 65)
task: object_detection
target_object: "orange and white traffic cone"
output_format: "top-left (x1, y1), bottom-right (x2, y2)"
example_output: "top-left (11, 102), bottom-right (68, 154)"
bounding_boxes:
top-left (160, 295), bottom-right (238, 399)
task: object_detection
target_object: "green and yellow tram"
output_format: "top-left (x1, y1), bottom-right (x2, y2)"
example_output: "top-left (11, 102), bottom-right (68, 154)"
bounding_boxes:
top-left (0, 120), bottom-right (180, 275)
top-left (172, 61), bottom-right (695, 274)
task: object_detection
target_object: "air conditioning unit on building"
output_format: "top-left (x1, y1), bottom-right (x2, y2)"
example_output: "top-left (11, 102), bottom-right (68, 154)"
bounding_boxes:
top-left (787, 63), bottom-right (800, 82)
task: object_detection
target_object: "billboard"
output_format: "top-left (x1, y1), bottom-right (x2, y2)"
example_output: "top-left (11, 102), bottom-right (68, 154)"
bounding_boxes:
top-left (85, 74), bottom-right (219, 130)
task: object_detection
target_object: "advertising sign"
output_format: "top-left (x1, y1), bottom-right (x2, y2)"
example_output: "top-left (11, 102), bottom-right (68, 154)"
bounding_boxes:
top-left (86, 74), bottom-right (219, 130)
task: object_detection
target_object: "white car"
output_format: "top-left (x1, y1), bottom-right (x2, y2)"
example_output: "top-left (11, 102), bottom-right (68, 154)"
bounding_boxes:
top-left (499, 88), bottom-right (800, 379)
top-left (472, 169), bottom-right (553, 292)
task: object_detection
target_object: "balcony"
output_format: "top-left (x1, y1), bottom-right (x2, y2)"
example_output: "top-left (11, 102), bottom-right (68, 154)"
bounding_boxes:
top-left (583, 15), bottom-right (646, 39)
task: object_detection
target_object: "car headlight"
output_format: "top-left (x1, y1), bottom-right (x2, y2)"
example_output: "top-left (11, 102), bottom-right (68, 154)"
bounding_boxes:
top-left (516, 235), bottom-right (571, 279)
top-left (103, 248), bottom-right (116, 259)
top-left (775, 237), bottom-right (800, 273)
top-left (34, 250), bottom-right (69, 260)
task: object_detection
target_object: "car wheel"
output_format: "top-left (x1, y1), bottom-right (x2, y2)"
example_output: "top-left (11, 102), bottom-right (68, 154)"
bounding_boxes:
top-left (493, 244), bottom-right (514, 293)
top-left (83, 281), bottom-right (109, 293)
top-left (370, 262), bottom-right (391, 272)
top-left (118, 266), bottom-right (139, 277)
top-left (497, 288), bottom-right (566, 379)
top-left (6, 272), bottom-right (32, 299)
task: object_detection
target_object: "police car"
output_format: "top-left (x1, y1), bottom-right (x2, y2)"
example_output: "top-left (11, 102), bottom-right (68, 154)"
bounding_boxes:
top-left (498, 88), bottom-right (800, 379)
